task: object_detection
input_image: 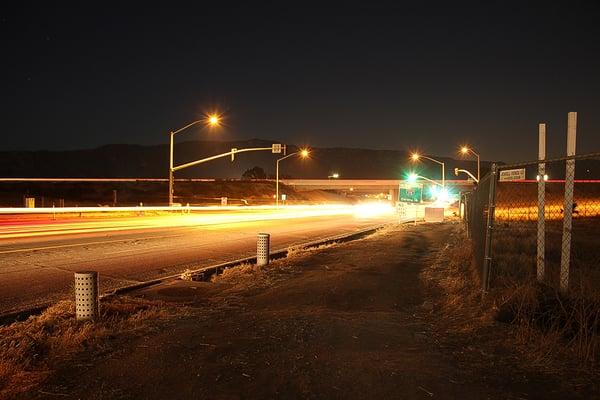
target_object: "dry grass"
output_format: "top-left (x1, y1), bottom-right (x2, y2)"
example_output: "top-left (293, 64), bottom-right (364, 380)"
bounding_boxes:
top-left (209, 262), bottom-right (272, 288)
top-left (426, 224), bottom-right (600, 374)
top-left (0, 296), bottom-right (170, 399)
top-left (421, 226), bottom-right (496, 333)
top-left (496, 280), bottom-right (600, 366)
top-left (491, 220), bottom-right (600, 367)
top-left (286, 241), bottom-right (338, 258)
top-left (210, 240), bottom-right (343, 285)
top-left (180, 269), bottom-right (195, 281)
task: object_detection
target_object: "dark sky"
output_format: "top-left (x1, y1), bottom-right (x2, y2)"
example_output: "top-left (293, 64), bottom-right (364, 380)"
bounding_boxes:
top-left (2, 2), bottom-right (600, 162)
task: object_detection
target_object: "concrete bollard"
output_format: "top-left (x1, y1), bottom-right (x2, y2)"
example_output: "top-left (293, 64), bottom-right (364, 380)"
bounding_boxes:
top-left (74, 271), bottom-right (99, 321)
top-left (257, 233), bottom-right (270, 266)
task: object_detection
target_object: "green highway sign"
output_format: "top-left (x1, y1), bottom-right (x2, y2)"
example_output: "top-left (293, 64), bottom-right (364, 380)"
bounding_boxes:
top-left (399, 186), bottom-right (422, 203)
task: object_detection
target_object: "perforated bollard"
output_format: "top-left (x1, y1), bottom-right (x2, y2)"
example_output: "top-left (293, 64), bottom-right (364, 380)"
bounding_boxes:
top-left (257, 233), bottom-right (270, 266)
top-left (74, 271), bottom-right (99, 321)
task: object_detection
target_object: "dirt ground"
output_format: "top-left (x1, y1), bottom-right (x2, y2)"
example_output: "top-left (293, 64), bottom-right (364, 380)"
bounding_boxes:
top-left (18, 223), bottom-right (595, 399)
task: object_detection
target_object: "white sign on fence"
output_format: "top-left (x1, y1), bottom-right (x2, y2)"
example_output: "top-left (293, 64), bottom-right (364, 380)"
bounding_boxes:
top-left (499, 168), bottom-right (526, 182)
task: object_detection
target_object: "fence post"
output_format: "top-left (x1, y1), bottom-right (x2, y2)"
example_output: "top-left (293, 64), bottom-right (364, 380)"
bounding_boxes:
top-left (537, 123), bottom-right (546, 282)
top-left (482, 163), bottom-right (498, 293)
top-left (560, 112), bottom-right (577, 294)
top-left (465, 194), bottom-right (471, 238)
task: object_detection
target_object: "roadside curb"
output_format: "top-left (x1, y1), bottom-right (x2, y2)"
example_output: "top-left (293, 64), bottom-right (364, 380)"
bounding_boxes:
top-left (0, 222), bottom-right (395, 326)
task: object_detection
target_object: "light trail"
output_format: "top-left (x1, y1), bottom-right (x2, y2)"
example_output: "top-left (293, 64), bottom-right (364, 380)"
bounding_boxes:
top-left (0, 203), bottom-right (396, 240)
top-left (0, 233), bottom-right (185, 255)
top-left (0, 204), bottom-right (348, 214)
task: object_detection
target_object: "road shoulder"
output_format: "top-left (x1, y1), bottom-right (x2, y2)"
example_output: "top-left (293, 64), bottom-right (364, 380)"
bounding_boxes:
top-left (12, 222), bottom-right (593, 399)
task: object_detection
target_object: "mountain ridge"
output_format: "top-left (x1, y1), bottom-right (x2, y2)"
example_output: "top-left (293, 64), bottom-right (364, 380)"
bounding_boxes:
top-left (0, 139), bottom-right (486, 180)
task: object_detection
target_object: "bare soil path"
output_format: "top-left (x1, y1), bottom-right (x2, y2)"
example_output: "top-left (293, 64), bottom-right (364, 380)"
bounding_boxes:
top-left (26, 223), bottom-right (586, 399)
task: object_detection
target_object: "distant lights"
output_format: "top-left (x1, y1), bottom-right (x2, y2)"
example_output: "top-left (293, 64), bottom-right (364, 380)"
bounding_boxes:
top-left (429, 185), bottom-right (439, 197)
top-left (438, 187), bottom-right (450, 202)
top-left (536, 174), bottom-right (549, 182)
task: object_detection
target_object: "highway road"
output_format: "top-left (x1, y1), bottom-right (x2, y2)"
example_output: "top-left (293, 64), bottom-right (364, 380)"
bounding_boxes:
top-left (0, 205), bottom-right (394, 315)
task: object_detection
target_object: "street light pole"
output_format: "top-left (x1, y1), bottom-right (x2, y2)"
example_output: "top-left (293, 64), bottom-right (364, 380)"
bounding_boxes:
top-left (474, 151), bottom-right (480, 182)
top-left (408, 173), bottom-right (443, 187)
top-left (460, 146), bottom-right (481, 182)
top-left (411, 154), bottom-right (445, 187)
top-left (454, 168), bottom-right (479, 183)
top-left (168, 115), bottom-right (221, 206)
top-left (169, 131), bottom-right (175, 206)
top-left (276, 149), bottom-right (309, 207)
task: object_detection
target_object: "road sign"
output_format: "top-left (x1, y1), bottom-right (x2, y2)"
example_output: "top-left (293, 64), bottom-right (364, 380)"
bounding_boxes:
top-left (231, 148), bottom-right (237, 161)
top-left (399, 186), bottom-right (422, 203)
top-left (272, 144), bottom-right (282, 153)
top-left (397, 201), bottom-right (407, 218)
top-left (499, 168), bottom-right (525, 181)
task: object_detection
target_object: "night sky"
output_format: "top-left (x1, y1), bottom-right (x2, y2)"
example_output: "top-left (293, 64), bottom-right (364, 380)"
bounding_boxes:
top-left (2, 3), bottom-right (600, 162)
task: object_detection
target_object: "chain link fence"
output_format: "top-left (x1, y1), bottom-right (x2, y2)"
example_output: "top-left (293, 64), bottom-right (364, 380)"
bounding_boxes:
top-left (463, 172), bottom-right (491, 286)
top-left (464, 152), bottom-right (600, 295)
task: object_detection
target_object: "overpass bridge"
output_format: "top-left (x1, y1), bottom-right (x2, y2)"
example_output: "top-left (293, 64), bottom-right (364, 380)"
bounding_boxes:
top-left (0, 177), bottom-right (475, 191)
top-left (280, 179), bottom-right (475, 192)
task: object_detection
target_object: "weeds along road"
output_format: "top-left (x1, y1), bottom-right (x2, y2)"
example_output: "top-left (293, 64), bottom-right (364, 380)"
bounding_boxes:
top-left (0, 207), bottom-right (394, 315)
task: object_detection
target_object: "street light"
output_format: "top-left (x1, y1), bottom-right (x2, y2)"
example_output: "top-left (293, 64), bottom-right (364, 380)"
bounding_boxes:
top-left (276, 148), bottom-right (310, 207)
top-left (460, 146), bottom-right (480, 182)
top-left (454, 167), bottom-right (479, 183)
top-left (407, 172), bottom-right (443, 187)
top-left (329, 173), bottom-right (340, 179)
top-left (168, 113), bottom-right (222, 206)
top-left (410, 153), bottom-right (445, 187)
top-left (207, 113), bottom-right (221, 127)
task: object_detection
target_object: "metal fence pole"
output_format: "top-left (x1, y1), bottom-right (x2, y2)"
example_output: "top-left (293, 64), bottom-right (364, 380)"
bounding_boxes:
top-left (560, 112), bottom-right (577, 294)
top-left (482, 163), bottom-right (498, 293)
top-left (537, 123), bottom-right (546, 282)
top-left (465, 194), bottom-right (471, 238)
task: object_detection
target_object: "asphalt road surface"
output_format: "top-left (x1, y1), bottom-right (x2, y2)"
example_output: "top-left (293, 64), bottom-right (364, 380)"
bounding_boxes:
top-left (0, 207), bottom-right (393, 315)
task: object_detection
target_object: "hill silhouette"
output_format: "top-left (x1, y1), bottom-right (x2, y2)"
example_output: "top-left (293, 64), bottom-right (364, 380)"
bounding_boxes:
top-left (0, 139), bottom-right (487, 180)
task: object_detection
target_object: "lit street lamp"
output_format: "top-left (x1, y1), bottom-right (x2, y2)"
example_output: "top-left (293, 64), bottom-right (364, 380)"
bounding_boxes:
top-left (407, 172), bottom-right (443, 186)
top-left (168, 113), bottom-right (221, 206)
top-left (276, 148), bottom-right (310, 207)
top-left (410, 153), bottom-right (445, 187)
top-left (460, 146), bottom-right (480, 182)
